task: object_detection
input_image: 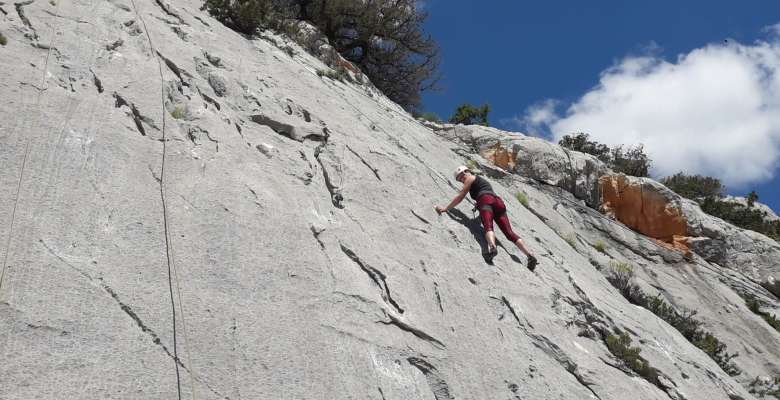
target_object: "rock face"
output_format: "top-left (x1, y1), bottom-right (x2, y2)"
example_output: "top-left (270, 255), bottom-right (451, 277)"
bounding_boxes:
top-left (1, 1), bottom-right (779, 399)
top-left (599, 174), bottom-right (691, 256)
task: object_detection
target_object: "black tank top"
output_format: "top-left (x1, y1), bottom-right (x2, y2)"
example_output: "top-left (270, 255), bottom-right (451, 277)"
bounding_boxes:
top-left (469, 176), bottom-right (495, 200)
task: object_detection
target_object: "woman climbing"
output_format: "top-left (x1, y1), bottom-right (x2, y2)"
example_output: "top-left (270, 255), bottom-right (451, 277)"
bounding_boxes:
top-left (435, 166), bottom-right (538, 270)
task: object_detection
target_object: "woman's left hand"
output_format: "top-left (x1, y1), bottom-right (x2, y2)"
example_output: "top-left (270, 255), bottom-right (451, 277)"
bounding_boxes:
top-left (435, 206), bottom-right (446, 215)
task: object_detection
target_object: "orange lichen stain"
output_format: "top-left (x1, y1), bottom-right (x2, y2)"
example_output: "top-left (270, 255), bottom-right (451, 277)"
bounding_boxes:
top-left (480, 141), bottom-right (517, 171)
top-left (600, 175), bottom-right (691, 256)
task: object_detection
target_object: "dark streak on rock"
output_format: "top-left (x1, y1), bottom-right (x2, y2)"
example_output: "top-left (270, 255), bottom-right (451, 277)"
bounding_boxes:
top-left (410, 209), bottom-right (431, 225)
top-left (112, 92), bottom-right (149, 136)
top-left (156, 51), bottom-right (191, 87)
top-left (340, 243), bottom-right (404, 315)
top-left (346, 144), bottom-right (381, 181)
top-left (90, 68), bottom-right (103, 93)
top-left (379, 313), bottom-right (445, 349)
top-left (407, 357), bottom-right (453, 399)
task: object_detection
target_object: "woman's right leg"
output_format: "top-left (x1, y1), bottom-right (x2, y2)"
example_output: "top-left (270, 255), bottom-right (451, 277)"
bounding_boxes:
top-left (493, 198), bottom-right (534, 257)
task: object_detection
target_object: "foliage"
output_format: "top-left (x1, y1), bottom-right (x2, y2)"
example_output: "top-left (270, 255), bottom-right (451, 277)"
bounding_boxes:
top-left (744, 295), bottom-right (780, 333)
top-left (317, 66), bottom-right (352, 83)
top-left (449, 103), bottom-right (490, 126)
top-left (660, 172), bottom-right (724, 200)
top-left (659, 172), bottom-right (779, 241)
top-left (418, 112), bottom-right (442, 124)
top-left (594, 240), bottom-right (607, 254)
top-left (515, 192), bottom-right (529, 208)
top-left (563, 233), bottom-right (577, 249)
top-left (558, 132), bottom-right (611, 163)
top-left (0, 32), bottom-right (7, 46)
top-left (296, 0), bottom-right (440, 112)
top-left (558, 133), bottom-right (651, 177)
top-left (465, 159), bottom-right (479, 171)
top-left (202, 0), bottom-right (278, 34)
top-left (605, 333), bottom-right (661, 385)
top-left (170, 105), bottom-right (187, 120)
top-left (747, 190), bottom-right (759, 207)
top-left (700, 197), bottom-right (780, 241)
top-left (203, 0), bottom-right (440, 112)
top-left (606, 263), bottom-right (741, 376)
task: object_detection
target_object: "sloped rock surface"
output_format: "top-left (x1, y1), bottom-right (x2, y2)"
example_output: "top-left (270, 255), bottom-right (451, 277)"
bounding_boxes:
top-left (1, 1), bottom-right (778, 400)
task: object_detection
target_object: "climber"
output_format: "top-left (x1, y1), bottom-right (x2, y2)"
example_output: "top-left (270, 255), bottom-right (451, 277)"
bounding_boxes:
top-left (435, 166), bottom-right (538, 270)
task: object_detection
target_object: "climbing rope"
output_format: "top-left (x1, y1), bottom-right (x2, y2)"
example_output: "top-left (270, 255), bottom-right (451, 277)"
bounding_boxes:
top-left (127, 0), bottom-right (192, 398)
top-left (0, 143), bottom-right (31, 291)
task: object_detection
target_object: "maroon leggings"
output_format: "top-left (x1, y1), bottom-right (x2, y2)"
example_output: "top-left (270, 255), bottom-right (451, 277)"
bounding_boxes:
top-left (476, 194), bottom-right (520, 243)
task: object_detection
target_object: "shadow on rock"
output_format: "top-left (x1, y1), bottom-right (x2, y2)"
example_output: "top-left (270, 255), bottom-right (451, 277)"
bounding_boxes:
top-left (447, 209), bottom-right (522, 265)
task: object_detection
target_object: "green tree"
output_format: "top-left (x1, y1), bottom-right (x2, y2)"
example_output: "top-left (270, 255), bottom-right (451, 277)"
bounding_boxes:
top-left (558, 133), bottom-right (611, 163)
top-left (558, 133), bottom-right (651, 177)
top-left (202, 0), bottom-right (278, 34)
top-left (660, 173), bottom-right (724, 200)
top-left (449, 103), bottom-right (490, 126)
top-left (299, 0), bottom-right (440, 112)
top-left (203, 0), bottom-right (441, 112)
top-left (747, 190), bottom-right (759, 207)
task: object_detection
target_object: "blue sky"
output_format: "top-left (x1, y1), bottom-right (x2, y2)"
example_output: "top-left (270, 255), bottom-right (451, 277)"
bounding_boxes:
top-left (421, 1), bottom-right (780, 212)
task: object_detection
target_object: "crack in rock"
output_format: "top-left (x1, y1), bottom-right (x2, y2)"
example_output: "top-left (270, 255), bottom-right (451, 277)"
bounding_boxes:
top-left (113, 92), bottom-right (157, 136)
top-left (310, 225), bottom-right (325, 249)
top-left (14, 0), bottom-right (37, 40)
top-left (346, 144), bottom-right (381, 181)
top-left (157, 51), bottom-right (191, 88)
top-left (89, 68), bottom-right (103, 93)
top-left (410, 209), bottom-right (431, 225)
top-left (339, 243), bottom-right (404, 315)
top-left (434, 282), bottom-right (443, 312)
top-left (379, 312), bottom-right (445, 349)
top-left (407, 357), bottom-right (453, 399)
top-left (154, 0), bottom-right (186, 25)
top-left (197, 86), bottom-right (221, 110)
top-left (314, 143), bottom-right (344, 208)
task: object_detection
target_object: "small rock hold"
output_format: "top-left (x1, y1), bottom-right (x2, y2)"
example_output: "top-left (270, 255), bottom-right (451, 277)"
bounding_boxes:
top-left (468, 277), bottom-right (477, 285)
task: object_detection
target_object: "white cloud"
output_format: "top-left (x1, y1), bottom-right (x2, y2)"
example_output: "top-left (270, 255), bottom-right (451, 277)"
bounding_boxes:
top-left (521, 31), bottom-right (780, 188)
top-left (506, 99), bottom-right (559, 137)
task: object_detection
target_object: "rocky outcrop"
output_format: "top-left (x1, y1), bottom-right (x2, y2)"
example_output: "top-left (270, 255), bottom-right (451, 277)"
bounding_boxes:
top-left (432, 124), bottom-right (609, 207)
top-left (599, 174), bottom-right (691, 256)
top-left (1, 1), bottom-right (778, 399)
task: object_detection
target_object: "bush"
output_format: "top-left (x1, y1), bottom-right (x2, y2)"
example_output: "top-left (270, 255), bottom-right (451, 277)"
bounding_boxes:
top-left (298, 0), bottom-right (440, 112)
top-left (744, 295), bottom-right (780, 333)
top-left (203, 0), bottom-right (440, 112)
top-left (605, 332), bottom-right (661, 385)
top-left (0, 33), bottom-right (7, 46)
top-left (515, 192), bottom-right (529, 208)
top-left (660, 172), bottom-right (724, 200)
top-left (700, 197), bottom-right (780, 241)
top-left (564, 233), bottom-right (577, 249)
top-left (558, 132), bottom-right (611, 163)
top-left (558, 133), bottom-right (651, 177)
top-left (418, 112), bottom-right (442, 124)
top-left (449, 103), bottom-right (490, 126)
top-left (606, 264), bottom-right (741, 376)
top-left (170, 105), bottom-right (187, 119)
top-left (202, 0), bottom-right (278, 34)
top-left (594, 240), bottom-right (607, 253)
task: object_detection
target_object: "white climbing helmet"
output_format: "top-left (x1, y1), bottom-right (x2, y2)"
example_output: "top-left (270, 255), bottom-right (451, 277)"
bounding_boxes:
top-left (454, 165), bottom-right (470, 180)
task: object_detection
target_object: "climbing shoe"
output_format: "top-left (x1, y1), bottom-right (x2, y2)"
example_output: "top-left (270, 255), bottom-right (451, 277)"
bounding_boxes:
top-left (527, 255), bottom-right (538, 272)
top-left (484, 246), bottom-right (498, 263)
